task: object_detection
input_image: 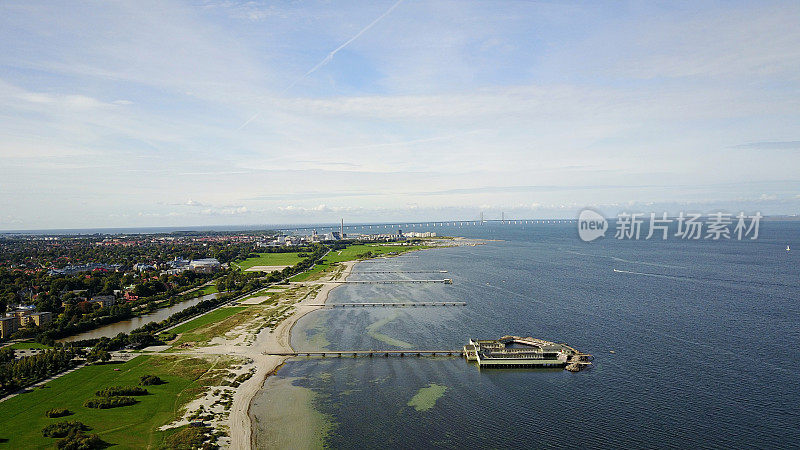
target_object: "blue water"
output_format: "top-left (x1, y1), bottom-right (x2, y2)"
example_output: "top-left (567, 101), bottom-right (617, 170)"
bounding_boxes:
top-left (257, 221), bottom-right (800, 448)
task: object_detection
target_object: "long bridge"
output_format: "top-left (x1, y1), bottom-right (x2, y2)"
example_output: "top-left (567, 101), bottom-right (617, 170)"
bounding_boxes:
top-left (306, 302), bottom-right (465, 307)
top-left (265, 350), bottom-right (464, 357)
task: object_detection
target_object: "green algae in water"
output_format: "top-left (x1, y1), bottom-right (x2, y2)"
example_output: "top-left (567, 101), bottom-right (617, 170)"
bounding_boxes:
top-left (407, 383), bottom-right (448, 411)
top-left (366, 313), bottom-right (414, 348)
top-left (304, 313), bottom-right (330, 349)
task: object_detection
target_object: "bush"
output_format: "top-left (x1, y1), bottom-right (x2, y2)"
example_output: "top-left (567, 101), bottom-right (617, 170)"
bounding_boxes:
top-left (41, 421), bottom-right (89, 438)
top-left (139, 375), bottom-right (165, 386)
top-left (45, 408), bottom-right (72, 418)
top-left (95, 386), bottom-right (148, 397)
top-left (56, 430), bottom-right (105, 450)
top-left (165, 425), bottom-right (214, 450)
top-left (83, 396), bottom-right (137, 409)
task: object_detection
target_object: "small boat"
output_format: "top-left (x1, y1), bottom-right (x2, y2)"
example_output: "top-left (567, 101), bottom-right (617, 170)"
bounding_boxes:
top-left (787, 245), bottom-right (791, 251)
top-left (609, 350), bottom-right (616, 354)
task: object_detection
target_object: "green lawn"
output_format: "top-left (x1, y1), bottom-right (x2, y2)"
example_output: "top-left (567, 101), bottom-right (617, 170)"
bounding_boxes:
top-left (168, 307), bottom-right (246, 335)
top-left (196, 284), bottom-right (219, 295)
top-left (235, 252), bottom-right (304, 270)
top-left (290, 243), bottom-right (428, 281)
top-left (6, 341), bottom-right (53, 350)
top-left (0, 355), bottom-right (219, 449)
top-left (326, 244), bottom-right (427, 263)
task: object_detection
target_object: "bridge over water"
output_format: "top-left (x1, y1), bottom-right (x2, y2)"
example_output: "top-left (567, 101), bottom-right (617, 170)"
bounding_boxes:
top-left (357, 270), bottom-right (448, 273)
top-left (341, 279), bottom-right (453, 284)
top-left (266, 350), bottom-right (464, 358)
top-left (306, 301), bottom-right (465, 308)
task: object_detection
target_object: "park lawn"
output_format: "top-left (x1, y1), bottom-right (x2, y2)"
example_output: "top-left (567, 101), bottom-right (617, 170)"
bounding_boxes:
top-left (289, 264), bottom-right (328, 282)
top-left (290, 243), bottom-right (428, 282)
top-left (235, 252), bottom-right (304, 270)
top-left (0, 355), bottom-right (222, 449)
top-left (326, 243), bottom-right (428, 263)
top-left (169, 307), bottom-right (247, 335)
top-left (6, 341), bottom-right (53, 350)
top-left (171, 307), bottom-right (253, 346)
top-left (197, 284), bottom-right (219, 295)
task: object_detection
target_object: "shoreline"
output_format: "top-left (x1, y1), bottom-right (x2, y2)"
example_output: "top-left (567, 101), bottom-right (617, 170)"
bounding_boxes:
top-left (228, 260), bottom-right (357, 450)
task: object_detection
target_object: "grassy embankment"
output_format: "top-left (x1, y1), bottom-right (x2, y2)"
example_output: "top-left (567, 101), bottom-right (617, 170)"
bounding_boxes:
top-left (290, 243), bottom-right (430, 282)
top-left (196, 284), bottom-right (219, 295)
top-left (168, 307), bottom-right (248, 347)
top-left (0, 355), bottom-right (229, 448)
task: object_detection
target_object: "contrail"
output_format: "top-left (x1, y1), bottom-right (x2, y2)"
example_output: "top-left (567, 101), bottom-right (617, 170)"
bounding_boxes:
top-left (237, 0), bottom-right (403, 130)
top-left (292, 0), bottom-right (403, 87)
top-left (237, 112), bottom-right (259, 131)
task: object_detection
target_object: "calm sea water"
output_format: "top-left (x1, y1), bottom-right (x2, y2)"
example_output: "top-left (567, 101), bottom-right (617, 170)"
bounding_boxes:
top-left (255, 221), bottom-right (799, 448)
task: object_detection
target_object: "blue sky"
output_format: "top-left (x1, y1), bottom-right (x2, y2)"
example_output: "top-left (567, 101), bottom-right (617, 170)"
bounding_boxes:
top-left (1, 0), bottom-right (798, 229)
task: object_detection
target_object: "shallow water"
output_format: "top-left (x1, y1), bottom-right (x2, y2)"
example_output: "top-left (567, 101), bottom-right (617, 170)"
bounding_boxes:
top-left (253, 221), bottom-right (800, 448)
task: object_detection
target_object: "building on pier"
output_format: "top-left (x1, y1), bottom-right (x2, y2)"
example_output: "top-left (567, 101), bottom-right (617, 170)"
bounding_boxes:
top-left (464, 335), bottom-right (587, 369)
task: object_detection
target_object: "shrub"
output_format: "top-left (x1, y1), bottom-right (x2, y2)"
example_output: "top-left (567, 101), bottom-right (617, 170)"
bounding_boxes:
top-left (139, 375), bottom-right (165, 386)
top-left (45, 408), bottom-right (72, 418)
top-left (56, 430), bottom-right (105, 450)
top-left (165, 425), bottom-right (214, 450)
top-left (83, 396), bottom-right (137, 409)
top-left (95, 386), bottom-right (148, 397)
top-left (41, 421), bottom-right (89, 438)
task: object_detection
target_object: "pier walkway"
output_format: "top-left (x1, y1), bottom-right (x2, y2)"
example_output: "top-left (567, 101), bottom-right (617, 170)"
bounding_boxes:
top-left (266, 350), bottom-right (463, 357)
top-left (342, 279), bottom-right (453, 284)
top-left (358, 270), bottom-right (448, 274)
top-left (306, 302), bottom-right (466, 307)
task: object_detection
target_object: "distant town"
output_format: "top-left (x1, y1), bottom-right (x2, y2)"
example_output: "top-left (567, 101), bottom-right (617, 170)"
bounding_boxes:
top-left (0, 226), bottom-right (435, 340)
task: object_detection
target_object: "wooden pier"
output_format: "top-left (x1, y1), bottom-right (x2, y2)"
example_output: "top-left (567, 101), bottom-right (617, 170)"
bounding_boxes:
top-left (342, 279), bottom-right (453, 284)
top-left (266, 350), bottom-right (463, 357)
top-left (358, 270), bottom-right (448, 274)
top-left (306, 302), bottom-right (466, 307)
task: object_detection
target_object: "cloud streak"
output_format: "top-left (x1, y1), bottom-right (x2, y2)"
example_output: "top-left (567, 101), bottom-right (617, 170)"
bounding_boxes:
top-left (238, 0), bottom-right (403, 130)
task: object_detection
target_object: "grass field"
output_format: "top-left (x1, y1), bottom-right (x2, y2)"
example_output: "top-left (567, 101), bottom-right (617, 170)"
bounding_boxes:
top-left (235, 252), bottom-right (304, 270)
top-left (6, 341), bottom-right (53, 350)
top-left (0, 355), bottom-right (222, 449)
top-left (289, 243), bottom-right (428, 281)
top-left (196, 284), bottom-right (219, 295)
top-left (168, 307), bottom-right (246, 335)
top-left (170, 307), bottom-right (252, 347)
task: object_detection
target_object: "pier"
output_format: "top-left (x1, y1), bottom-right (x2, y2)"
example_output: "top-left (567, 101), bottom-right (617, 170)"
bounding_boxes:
top-left (358, 270), bottom-right (448, 274)
top-left (265, 350), bottom-right (463, 357)
top-left (306, 302), bottom-right (465, 307)
top-left (342, 279), bottom-right (453, 284)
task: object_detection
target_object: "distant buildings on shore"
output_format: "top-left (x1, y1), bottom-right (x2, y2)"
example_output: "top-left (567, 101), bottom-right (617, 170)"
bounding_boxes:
top-left (255, 229), bottom-right (436, 247)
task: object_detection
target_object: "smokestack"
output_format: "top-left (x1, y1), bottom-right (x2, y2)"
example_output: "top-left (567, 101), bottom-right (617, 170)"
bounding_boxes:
top-left (340, 218), bottom-right (344, 238)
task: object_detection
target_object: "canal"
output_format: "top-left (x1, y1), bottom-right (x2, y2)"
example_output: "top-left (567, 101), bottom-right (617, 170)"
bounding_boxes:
top-left (58, 293), bottom-right (218, 342)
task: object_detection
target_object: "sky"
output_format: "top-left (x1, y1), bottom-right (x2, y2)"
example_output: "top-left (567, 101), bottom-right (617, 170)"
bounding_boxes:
top-left (0, 0), bottom-right (798, 230)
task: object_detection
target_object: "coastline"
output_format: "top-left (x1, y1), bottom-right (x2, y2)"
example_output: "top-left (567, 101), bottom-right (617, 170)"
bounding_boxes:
top-left (229, 260), bottom-right (357, 450)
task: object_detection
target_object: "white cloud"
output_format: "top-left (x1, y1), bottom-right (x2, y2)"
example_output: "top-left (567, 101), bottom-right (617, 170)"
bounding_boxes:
top-left (0, 0), bottom-right (799, 229)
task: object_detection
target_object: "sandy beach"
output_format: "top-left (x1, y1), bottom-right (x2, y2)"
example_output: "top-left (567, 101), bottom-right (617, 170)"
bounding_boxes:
top-left (227, 260), bottom-right (356, 450)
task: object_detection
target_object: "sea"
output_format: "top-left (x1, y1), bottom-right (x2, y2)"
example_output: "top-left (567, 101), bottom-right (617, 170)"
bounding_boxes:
top-left (251, 221), bottom-right (799, 449)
